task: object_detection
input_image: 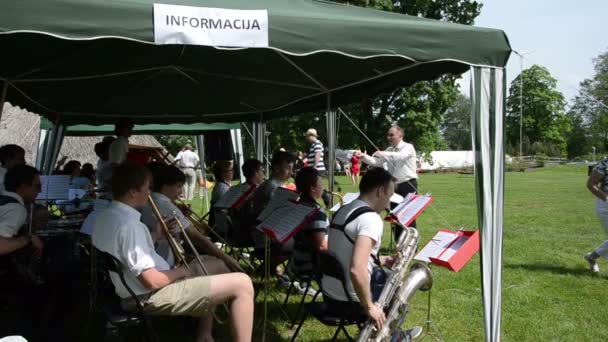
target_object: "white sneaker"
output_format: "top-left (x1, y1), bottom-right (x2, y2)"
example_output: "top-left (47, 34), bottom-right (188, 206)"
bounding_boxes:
top-left (296, 282), bottom-right (318, 297)
top-left (584, 253), bottom-right (600, 273)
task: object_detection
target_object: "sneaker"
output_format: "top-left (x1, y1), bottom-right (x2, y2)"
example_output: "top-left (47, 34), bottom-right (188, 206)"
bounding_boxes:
top-left (584, 253), bottom-right (600, 273)
top-left (390, 326), bottom-right (423, 342)
top-left (295, 282), bottom-right (319, 297)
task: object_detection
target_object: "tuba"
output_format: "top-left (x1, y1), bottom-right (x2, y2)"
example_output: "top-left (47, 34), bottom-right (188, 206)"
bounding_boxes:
top-left (356, 221), bottom-right (433, 342)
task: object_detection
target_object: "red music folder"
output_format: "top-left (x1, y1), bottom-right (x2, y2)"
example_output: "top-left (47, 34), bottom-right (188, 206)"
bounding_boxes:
top-left (214, 183), bottom-right (257, 209)
top-left (415, 229), bottom-right (480, 272)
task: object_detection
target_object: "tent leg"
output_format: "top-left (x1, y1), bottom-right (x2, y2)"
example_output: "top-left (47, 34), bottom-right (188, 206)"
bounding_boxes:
top-left (326, 94), bottom-right (336, 205)
top-left (0, 80), bottom-right (8, 123)
top-left (196, 135), bottom-right (209, 213)
top-left (470, 66), bottom-right (505, 342)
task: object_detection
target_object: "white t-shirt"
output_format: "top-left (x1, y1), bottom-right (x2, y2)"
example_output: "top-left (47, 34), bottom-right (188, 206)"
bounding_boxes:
top-left (322, 199), bottom-right (383, 302)
top-left (92, 201), bottom-right (170, 298)
top-left (108, 136), bottom-right (129, 165)
top-left (0, 166), bottom-right (6, 194)
top-left (174, 150), bottom-right (200, 169)
top-left (141, 192), bottom-right (191, 267)
top-left (0, 191), bottom-right (27, 238)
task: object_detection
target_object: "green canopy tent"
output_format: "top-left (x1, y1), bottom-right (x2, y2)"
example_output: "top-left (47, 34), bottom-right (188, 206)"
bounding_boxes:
top-left (0, 1), bottom-right (511, 340)
top-left (36, 120), bottom-right (244, 211)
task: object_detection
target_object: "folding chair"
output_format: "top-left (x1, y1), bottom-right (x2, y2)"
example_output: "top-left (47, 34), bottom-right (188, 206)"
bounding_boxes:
top-left (290, 251), bottom-right (367, 342)
top-left (94, 248), bottom-right (157, 342)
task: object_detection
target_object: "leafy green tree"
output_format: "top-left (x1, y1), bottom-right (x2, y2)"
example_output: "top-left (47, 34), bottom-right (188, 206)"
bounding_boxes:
top-left (264, 0), bottom-right (483, 155)
top-left (155, 135), bottom-right (196, 155)
top-left (568, 51), bottom-right (608, 155)
top-left (506, 64), bottom-right (569, 156)
top-left (441, 94), bottom-right (472, 150)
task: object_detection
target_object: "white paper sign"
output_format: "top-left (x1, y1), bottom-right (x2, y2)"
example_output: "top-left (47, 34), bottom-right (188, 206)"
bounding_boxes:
top-left (154, 4), bottom-right (269, 47)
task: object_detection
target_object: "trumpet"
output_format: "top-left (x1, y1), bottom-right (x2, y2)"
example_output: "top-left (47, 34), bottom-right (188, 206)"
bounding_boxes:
top-left (324, 189), bottom-right (345, 206)
top-left (148, 195), bottom-right (190, 269)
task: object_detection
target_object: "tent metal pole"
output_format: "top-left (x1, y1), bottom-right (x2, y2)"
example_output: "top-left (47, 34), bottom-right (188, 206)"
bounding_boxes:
top-left (196, 135), bottom-right (209, 213)
top-left (232, 128), bottom-right (246, 183)
top-left (326, 94), bottom-right (336, 206)
top-left (0, 80), bottom-right (7, 123)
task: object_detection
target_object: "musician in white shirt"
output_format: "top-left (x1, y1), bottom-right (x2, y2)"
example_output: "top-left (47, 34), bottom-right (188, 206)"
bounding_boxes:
top-left (358, 126), bottom-right (418, 239)
top-left (92, 162), bottom-right (253, 342)
top-left (108, 118), bottom-right (134, 165)
top-left (173, 144), bottom-right (200, 200)
top-left (141, 164), bottom-right (242, 273)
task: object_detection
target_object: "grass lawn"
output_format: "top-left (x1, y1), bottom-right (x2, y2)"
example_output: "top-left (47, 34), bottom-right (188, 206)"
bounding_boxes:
top-left (185, 165), bottom-right (608, 341)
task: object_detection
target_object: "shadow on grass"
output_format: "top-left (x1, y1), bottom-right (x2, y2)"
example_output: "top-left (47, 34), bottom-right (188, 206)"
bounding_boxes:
top-left (505, 263), bottom-right (608, 279)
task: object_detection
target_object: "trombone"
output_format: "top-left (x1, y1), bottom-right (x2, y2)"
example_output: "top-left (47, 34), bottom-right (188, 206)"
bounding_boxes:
top-left (148, 195), bottom-right (189, 268)
top-left (175, 199), bottom-right (254, 271)
top-left (148, 195), bottom-right (229, 323)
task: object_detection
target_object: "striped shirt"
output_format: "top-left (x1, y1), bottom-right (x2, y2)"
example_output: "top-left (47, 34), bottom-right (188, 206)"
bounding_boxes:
top-left (593, 158), bottom-right (608, 191)
top-left (289, 196), bottom-right (328, 274)
top-left (307, 140), bottom-right (326, 171)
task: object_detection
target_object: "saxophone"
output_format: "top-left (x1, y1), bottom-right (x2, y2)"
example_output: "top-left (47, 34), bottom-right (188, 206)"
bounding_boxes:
top-left (356, 223), bottom-right (433, 342)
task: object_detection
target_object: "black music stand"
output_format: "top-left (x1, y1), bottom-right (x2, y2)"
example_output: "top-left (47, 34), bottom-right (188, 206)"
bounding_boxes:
top-left (418, 289), bottom-right (444, 342)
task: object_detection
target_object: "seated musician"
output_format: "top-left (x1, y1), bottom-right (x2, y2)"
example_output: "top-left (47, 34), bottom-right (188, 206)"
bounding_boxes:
top-left (247, 151), bottom-right (296, 248)
top-left (213, 159), bottom-right (264, 245)
top-left (289, 167), bottom-right (328, 275)
top-left (92, 162), bottom-right (254, 342)
top-left (0, 165), bottom-right (44, 256)
top-left (141, 164), bottom-right (242, 273)
top-left (0, 144), bottom-right (26, 194)
top-left (322, 167), bottom-right (397, 329)
top-left (209, 160), bottom-right (233, 227)
top-left (249, 151), bottom-right (296, 215)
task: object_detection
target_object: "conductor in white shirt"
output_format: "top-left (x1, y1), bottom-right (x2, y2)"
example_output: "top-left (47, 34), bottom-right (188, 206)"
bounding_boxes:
top-left (357, 126), bottom-right (418, 240)
top-left (173, 143), bottom-right (200, 201)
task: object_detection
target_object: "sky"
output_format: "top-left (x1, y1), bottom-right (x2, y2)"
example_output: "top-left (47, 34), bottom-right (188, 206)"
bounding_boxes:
top-left (458, 0), bottom-right (608, 105)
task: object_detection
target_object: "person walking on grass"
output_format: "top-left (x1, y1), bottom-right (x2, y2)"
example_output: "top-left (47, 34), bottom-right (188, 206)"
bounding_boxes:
top-left (585, 157), bottom-right (608, 273)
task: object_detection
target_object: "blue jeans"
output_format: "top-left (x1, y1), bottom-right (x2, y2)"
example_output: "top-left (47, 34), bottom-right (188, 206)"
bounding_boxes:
top-left (371, 266), bottom-right (390, 301)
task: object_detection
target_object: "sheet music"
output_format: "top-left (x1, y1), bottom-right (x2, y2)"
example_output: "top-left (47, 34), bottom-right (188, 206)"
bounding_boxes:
top-left (256, 202), bottom-right (317, 243)
top-left (256, 187), bottom-right (299, 221)
top-left (68, 189), bottom-right (87, 200)
top-left (214, 183), bottom-right (254, 208)
top-left (391, 194), bottom-right (433, 226)
top-left (436, 234), bottom-right (469, 261)
top-left (36, 175), bottom-right (71, 200)
top-left (414, 230), bottom-right (459, 263)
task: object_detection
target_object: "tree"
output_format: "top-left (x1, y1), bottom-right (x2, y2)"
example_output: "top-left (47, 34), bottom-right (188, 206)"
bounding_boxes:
top-left (155, 135), bottom-right (196, 155)
top-left (506, 64), bottom-right (569, 156)
top-left (264, 0), bottom-right (483, 155)
top-left (441, 94), bottom-right (471, 150)
top-left (568, 51), bottom-right (608, 155)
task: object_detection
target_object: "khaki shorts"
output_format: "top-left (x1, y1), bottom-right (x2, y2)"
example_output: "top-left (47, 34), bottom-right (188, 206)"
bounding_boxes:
top-left (143, 275), bottom-right (212, 318)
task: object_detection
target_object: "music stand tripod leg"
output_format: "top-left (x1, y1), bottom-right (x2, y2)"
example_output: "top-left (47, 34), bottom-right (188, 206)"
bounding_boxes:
top-left (418, 289), bottom-right (444, 342)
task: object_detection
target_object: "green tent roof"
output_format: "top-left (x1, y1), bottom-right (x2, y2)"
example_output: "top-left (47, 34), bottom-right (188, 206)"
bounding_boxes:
top-left (59, 122), bottom-right (239, 136)
top-left (0, 0), bottom-right (511, 125)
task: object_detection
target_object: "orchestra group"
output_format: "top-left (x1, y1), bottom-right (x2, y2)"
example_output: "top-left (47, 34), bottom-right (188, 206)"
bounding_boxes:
top-left (0, 121), bottom-right (422, 341)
